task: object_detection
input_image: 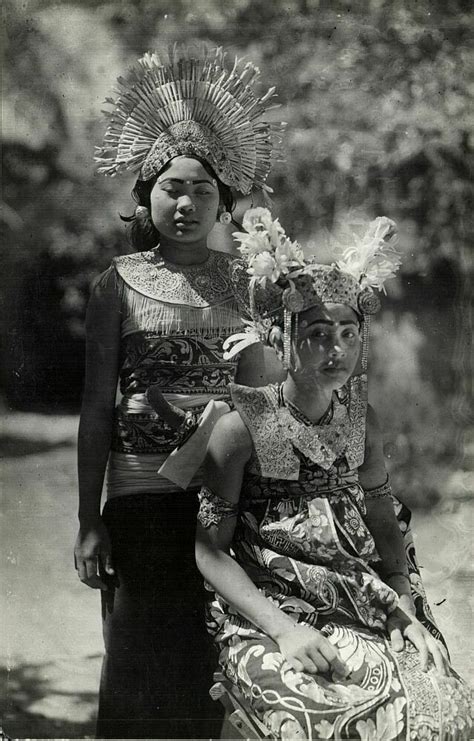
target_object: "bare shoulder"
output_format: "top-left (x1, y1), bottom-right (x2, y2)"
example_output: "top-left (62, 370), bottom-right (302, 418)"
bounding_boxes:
top-left (208, 410), bottom-right (252, 463)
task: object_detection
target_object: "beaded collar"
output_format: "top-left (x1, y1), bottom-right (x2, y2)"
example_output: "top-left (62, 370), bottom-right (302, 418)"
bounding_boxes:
top-left (114, 248), bottom-right (236, 307)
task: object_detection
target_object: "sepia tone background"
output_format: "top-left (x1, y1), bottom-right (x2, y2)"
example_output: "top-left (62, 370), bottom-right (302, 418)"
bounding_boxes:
top-left (1, 0), bottom-right (472, 737)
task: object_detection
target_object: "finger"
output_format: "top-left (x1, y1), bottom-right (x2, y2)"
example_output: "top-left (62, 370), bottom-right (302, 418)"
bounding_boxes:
top-left (318, 642), bottom-right (347, 675)
top-left (389, 627), bottom-right (405, 652)
top-left (84, 557), bottom-right (107, 590)
top-left (77, 561), bottom-right (104, 589)
top-left (406, 626), bottom-right (429, 672)
top-left (438, 641), bottom-right (450, 663)
top-left (293, 651), bottom-right (319, 675)
top-left (288, 656), bottom-right (304, 674)
top-left (427, 639), bottom-right (447, 677)
top-left (77, 560), bottom-right (88, 582)
top-left (318, 640), bottom-right (338, 663)
top-left (307, 649), bottom-right (330, 674)
top-left (102, 551), bottom-right (115, 575)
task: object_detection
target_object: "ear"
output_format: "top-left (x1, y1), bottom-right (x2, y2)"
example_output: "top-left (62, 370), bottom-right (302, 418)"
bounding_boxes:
top-left (268, 325), bottom-right (284, 362)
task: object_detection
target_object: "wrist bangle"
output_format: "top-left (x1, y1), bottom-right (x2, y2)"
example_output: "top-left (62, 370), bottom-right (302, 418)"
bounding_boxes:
top-left (385, 571), bottom-right (410, 581)
top-left (364, 475), bottom-right (392, 500)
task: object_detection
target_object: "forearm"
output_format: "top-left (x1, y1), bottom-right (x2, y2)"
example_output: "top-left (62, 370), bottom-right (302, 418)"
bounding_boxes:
top-left (77, 406), bottom-right (114, 523)
top-left (197, 545), bottom-right (294, 640)
top-left (365, 497), bottom-right (413, 603)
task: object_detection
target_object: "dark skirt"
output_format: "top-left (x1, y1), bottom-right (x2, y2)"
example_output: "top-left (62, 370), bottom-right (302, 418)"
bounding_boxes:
top-left (96, 491), bottom-right (222, 739)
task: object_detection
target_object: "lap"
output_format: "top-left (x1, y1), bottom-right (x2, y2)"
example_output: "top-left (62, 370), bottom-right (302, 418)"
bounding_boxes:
top-left (218, 623), bottom-right (472, 740)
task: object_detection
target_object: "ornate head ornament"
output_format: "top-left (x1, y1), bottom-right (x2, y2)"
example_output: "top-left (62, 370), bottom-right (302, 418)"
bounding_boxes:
top-left (224, 208), bottom-right (401, 372)
top-left (95, 46), bottom-right (285, 195)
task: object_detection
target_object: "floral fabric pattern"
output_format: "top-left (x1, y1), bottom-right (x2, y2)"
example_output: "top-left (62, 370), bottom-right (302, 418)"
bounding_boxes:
top-left (205, 386), bottom-right (472, 739)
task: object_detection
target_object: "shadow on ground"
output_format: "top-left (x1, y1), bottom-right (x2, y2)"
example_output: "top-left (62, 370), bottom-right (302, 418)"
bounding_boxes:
top-left (1, 662), bottom-right (97, 739)
top-left (0, 436), bottom-right (75, 458)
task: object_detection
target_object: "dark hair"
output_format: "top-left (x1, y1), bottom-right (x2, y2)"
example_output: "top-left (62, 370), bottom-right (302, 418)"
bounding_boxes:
top-left (120, 156), bottom-right (236, 251)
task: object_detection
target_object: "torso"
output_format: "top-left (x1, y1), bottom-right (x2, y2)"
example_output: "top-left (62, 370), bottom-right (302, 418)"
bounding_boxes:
top-left (208, 380), bottom-right (399, 638)
top-left (106, 248), bottom-right (243, 495)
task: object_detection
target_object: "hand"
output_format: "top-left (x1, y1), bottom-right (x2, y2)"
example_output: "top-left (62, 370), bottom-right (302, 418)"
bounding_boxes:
top-left (74, 518), bottom-right (114, 590)
top-left (277, 625), bottom-right (347, 677)
top-left (387, 607), bottom-right (450, 676)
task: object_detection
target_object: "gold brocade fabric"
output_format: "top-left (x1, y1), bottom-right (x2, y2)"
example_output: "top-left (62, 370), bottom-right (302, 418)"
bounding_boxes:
top-left (204, 384), bottom-right (472, 740)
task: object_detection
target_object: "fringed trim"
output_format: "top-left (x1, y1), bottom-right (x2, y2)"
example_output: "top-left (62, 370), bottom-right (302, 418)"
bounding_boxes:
top-left (93, 259), bottom-right (245, 337)
top-left (118, 278), bottom-right (244, 338)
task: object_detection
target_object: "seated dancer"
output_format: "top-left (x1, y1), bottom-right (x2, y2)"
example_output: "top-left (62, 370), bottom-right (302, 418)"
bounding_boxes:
top-left (194, 210), bottom-right (472, 740)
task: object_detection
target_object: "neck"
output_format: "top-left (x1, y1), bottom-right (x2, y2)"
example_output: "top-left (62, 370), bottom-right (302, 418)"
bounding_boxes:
top-left (159, 238), bottom-right (210, 266)
top-left (282, 375), bottom-right (333, 424)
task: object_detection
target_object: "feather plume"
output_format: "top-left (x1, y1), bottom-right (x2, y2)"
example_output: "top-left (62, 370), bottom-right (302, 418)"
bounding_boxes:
top-left (334, 217), bottom-right (401, 292)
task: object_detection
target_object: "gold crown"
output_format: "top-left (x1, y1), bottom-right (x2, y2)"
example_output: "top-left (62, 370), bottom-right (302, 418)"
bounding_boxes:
top-left (95, 46), bottom-right (285, 194)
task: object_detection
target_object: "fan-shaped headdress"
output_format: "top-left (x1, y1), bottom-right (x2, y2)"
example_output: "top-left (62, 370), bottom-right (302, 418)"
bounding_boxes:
top-left (95, 46), bottom-right (285, 195)
top-left (224, 208), bottom-right (401, 372)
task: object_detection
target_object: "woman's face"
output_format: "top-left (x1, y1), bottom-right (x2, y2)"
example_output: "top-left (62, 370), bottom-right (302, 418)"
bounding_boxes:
top-left (291, 302), bottom-right (361, 391)
top-left (150, 156), bottom-right (221, 246)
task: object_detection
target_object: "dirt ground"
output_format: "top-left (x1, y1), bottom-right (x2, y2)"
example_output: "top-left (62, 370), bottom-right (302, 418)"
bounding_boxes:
top-left (1, 414), bottom-right (473, 739)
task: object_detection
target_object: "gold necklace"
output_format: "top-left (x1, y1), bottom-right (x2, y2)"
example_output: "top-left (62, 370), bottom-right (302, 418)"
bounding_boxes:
top-left (279, 386), bottom-right (333, 427)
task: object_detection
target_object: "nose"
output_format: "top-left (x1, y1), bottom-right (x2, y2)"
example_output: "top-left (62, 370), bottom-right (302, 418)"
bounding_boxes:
top-left (329, 342), bottom-right (345, 357)
top-left (177, 195), bottom-right (196, 213)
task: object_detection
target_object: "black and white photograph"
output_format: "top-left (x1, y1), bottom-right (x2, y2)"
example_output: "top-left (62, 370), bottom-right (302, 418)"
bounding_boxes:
top-left (2, 1), bottom-right (472, 738)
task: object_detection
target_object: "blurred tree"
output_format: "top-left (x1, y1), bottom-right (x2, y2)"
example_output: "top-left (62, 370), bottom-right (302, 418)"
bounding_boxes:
top-left (2, 0), bottom-right (472, 502)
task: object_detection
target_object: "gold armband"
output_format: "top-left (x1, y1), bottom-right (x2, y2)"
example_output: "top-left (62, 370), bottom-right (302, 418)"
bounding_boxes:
top-left (363, 475), bottom-right (392, 500)
top-left (197, 487), bottom-right (239, 529)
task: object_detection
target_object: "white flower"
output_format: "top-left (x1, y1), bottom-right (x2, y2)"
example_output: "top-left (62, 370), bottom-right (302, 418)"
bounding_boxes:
top-left (233, 230), bottom-right (271, 258)
top-left (247, 251), bottom-right (280, 286)
top-left (365, 216), bottom-right (397, 244)
top-left (274, 238), bottom-right (305, 274)
top-left (242, 207), bottom-right (276, 233)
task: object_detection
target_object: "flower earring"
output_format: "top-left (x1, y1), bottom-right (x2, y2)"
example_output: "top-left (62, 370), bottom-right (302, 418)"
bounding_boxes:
top-left (219, 210), bottom-right (232, 225)
top-left (135, 205), bottom-right (150, 222)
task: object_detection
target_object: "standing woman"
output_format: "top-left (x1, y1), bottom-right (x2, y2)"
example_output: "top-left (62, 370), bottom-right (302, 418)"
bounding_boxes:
top-left (73, 47), bottom-right (284, 739)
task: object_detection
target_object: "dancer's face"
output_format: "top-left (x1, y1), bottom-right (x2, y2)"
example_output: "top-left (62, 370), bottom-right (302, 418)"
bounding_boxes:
top-left (150, 157), bottom-right (220, 246)
top-left (291, 303), bottom-right (361, 391)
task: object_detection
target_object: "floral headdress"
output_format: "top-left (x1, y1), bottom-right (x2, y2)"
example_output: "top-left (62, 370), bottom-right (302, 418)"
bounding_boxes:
top-left (95, 46), bottom-right (285, 195)
top-left (224, 208), bottom-right (401, 370)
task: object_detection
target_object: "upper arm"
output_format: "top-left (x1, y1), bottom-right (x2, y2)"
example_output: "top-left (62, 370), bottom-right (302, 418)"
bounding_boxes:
top-left (358, 404), bottom-right (388, 491)
top-left (204, 411), bottom-right (252, 505)
top-left (196, 411), bottom-right (252, 553)
top-left (235, 342), bottom-right (266, 387)
top-left (82, 269), bottom-right (122, 411)
top-left (235, 343), bottom-right (286, 387)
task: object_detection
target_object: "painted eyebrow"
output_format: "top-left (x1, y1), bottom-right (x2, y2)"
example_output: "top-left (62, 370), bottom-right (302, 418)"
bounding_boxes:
top-left (304, 319), bottom-right (359, 328)
top-left (157, 178), bottom-right (216, 186)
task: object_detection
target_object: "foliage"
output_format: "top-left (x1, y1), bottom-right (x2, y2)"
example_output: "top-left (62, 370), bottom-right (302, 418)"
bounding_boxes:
top-left (2, 0), bottom-right (472, 501)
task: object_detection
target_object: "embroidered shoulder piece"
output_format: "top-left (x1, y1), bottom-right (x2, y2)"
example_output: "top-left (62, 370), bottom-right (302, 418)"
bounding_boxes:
top-left (113, 249), bottom-right (236, 307)
top-left (231, 383), bottom-right (301, 480)
top-left (197, 486), bottom-right (239, 528)
top-left (231, 378), bottom-right (367, 480)
top-left (345, 374), bottom-right (367, 469)
top-left (363, 475), bottom-right (392, 500)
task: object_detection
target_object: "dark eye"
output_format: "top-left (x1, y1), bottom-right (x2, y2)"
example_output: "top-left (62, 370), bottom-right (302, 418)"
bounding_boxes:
top-left (312, 330), bottom-right (328, 339)
top-left (343, 329), bottom-right (358, 340)
top-left (196, 189), bottom-right (214, 196)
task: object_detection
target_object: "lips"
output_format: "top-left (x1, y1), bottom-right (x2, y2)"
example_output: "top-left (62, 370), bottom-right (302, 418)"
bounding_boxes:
top-left (175, 219), bottom-right (198, 227)
top-left (323, 363), bottom-right (347, 372)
